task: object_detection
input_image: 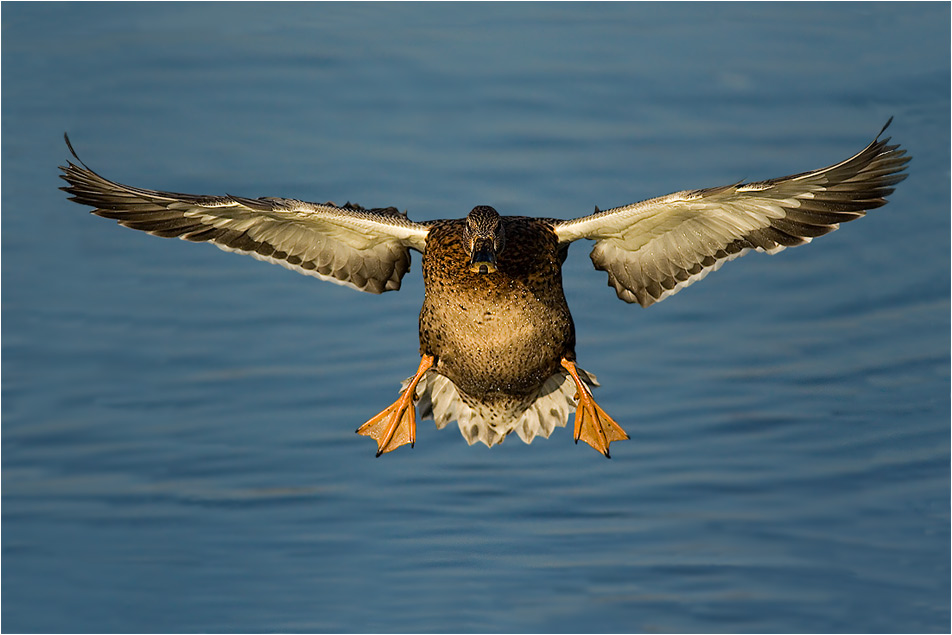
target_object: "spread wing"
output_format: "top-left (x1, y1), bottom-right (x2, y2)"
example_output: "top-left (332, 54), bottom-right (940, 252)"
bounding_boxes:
top-left (59, 135), bottom-right (430, 294)
top-left (553, 120), bottom-right (910, 307)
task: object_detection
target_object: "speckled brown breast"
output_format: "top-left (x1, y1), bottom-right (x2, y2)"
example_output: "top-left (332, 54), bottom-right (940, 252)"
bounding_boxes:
top-left (419, 216), bottom-right (575, 406)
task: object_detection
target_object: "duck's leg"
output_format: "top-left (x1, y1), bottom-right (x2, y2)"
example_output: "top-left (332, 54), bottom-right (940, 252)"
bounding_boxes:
top-left (356, 354), bottom-right (434, 457)
top-left (561, 358), bottom-right (629, 458)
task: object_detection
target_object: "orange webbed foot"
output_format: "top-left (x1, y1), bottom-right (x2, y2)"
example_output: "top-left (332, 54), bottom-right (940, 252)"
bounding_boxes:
top-left (561, 358), bottom-right (629, 458)
top-left (356, 394), bottom-right (418, 456)
top-left (356, 355), bottom-right (434, 456)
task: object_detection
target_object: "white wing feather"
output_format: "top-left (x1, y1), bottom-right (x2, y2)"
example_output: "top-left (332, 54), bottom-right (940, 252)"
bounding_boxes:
top-left (554, 122), bottom-right (909, 307)
top-left (60, 141), bottom-right (429, 294)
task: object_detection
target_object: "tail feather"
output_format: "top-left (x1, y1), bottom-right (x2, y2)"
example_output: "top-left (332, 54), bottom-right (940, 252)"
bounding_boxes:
top-left (402, 367), bottom-right (599, 447)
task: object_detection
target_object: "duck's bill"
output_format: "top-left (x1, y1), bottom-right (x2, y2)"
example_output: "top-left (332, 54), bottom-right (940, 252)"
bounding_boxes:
top-left (469, 243), bottom-right (497, 274)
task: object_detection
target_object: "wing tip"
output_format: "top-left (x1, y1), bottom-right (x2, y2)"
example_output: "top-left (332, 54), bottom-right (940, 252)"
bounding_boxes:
top-left (876, 116), bottom-right (894, 141)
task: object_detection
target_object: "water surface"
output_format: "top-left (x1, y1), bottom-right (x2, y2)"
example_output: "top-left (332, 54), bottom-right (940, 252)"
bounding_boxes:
top-left (3, 3), bottom-right (949, 633)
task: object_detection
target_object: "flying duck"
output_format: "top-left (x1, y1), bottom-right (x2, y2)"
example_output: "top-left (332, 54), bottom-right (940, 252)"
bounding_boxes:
top-left (60, 120), bottom-right (909, 457)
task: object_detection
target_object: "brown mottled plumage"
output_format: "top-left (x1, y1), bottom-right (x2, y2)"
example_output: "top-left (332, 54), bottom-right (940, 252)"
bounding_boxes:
top-left (59, 121), bottom-right (909, 458)
top-left (409, 213), bottom-right (597, 448)
top-left (422, 214), bottom-right (573, 397)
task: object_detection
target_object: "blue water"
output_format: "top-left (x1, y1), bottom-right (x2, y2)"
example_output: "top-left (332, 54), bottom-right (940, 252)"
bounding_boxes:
top-left (3, 3), bottom-right (949, 633)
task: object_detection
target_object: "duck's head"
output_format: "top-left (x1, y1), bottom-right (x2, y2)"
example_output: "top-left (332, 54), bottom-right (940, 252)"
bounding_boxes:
top-left (463, 206), bottom-right (505, 274)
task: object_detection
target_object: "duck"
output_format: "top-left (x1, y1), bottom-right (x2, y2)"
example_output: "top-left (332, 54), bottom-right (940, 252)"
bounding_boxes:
top-left (59, 120), bottom-right (909, 458)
